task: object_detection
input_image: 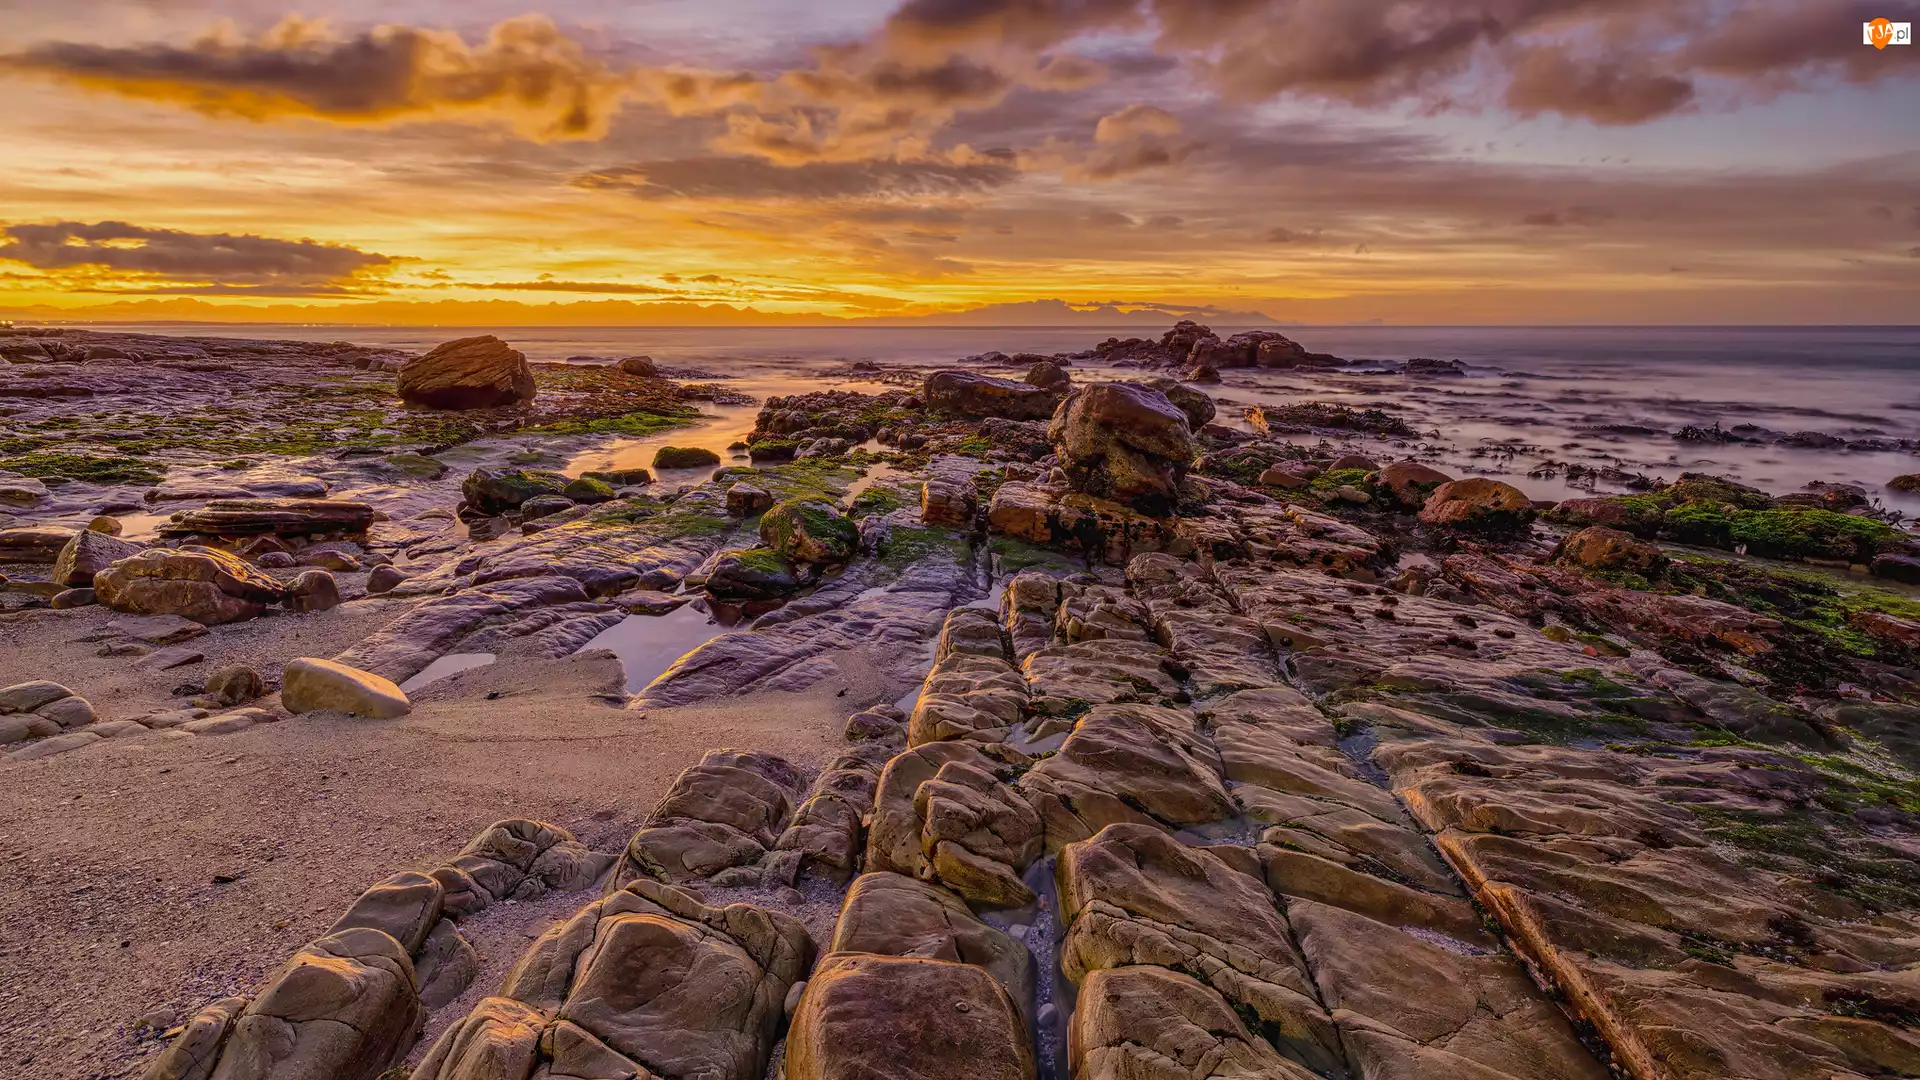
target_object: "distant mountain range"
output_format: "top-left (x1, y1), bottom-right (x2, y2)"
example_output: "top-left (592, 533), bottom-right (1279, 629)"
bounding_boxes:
top-left (0, 296), bottom-right (1285, 328)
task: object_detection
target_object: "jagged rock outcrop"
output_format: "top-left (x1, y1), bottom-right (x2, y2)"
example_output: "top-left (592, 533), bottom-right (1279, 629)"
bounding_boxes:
top-left (398, 335), bottom-right (536, 409)
top-left (94, 546), bottom-right (287, 624)
top-left (51, 529), bottom-right (143, 588)
top-left (1048, 382), bottom-right (1198, 515)
top-left (922, 370), bottom-right (1060, 421)
top-left (158, 499), bottom-right (375, 539)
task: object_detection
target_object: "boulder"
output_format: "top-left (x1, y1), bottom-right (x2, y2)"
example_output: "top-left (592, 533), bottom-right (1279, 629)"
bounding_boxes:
top-left (1554, 525), bottom-right (1666, 572)
top-left (94, 546), bottom-right (286, 625)
top-left (923, 371), bottom-right (1060, 421)
top-left (0, 681), bottom-right (74, 714)
top-left (562, 476), bottom-right (616, 504)
top-left (87, 516), bottom-right (123, 535)
top-left (462, 468), bottom-right (569, 517)
top-left (158, 499), bottom-right (375, 539)
top-left (1887, 474), bottom-right (1920, 494)
top-left (51, 588), bottom-right (96, 609)
top-left (706, 548), bottom-right (801, 603)
top-left (654, 446), bottom-right (723, 469)
top-left (199, 928), bottom-right (422, 1080)
top-left (286, 570), bottom-right (342, 613)
top-left (283, 658), bottom-right (412, 718)
top-left (761, 499), bottom-right (859, 565)
top-left (1071, 966), bottom-right (1321, 1080)
top-left (920, 477), bottom-right (978, 526)
top-left (398, 335), bottom-right (536, 409)
top-left (51, 530), bottom-right (144, 588)
top-left (0, 524), bottom-right (78, 563)
top-left (1138, 377), bottom-right (1216, 429)
top-left (618, 355), bottom-right (659, 377)
top-left (1370, 461), bottom-right (1453, 509)
top-left (1418, 478), bottom-right (1536, 534)
top-left (518, 495), bottom-right (575, 522)
top-left (1871, 553), bottom-right (1920, 585)
top-left (1048, 382), bottom-right (1198, 514)
top-left (785, 954), bottom-right (1034, 1080)
top-left (1258, 466), bottom-right (1312, 490)
top-left (583, 467), bottom-right (653, 487)
top-left (1024, 360), bottom-right (1071, 391)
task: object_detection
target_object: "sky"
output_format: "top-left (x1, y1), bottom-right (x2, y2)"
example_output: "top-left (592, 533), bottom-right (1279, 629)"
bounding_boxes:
top-left (0, 0), bottom-right (1917, 325)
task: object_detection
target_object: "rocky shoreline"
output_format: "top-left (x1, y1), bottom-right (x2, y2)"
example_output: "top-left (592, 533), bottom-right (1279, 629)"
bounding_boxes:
top-left (2, 323), bottom-right (1918, 1080)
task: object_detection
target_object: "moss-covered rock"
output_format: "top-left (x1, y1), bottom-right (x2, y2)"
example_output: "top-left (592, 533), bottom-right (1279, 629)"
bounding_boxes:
top-left (583, 467), bottom-right (653, 487)
top-left (760, 498), bottom-right (859, 565)
top-left (461, 468), bottom-right (569, 516)
top-left (562, 476), bottom-right (617, 504)
top-left (1666, 472), bottom-right (1772, 510)
top-left (1418, 477), bottom-right (1536, 534)
top-left (654, 446), bottom-right (723, 469)
top-left (1544, 495), bottom-right (1667, 536)
top-left (705, 547), bottom-right (802, 602)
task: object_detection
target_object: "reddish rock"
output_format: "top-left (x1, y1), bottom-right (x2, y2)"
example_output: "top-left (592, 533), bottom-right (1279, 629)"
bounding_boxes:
top-left (398, 335), bottom-right (536, 409)
top-left (1553, 526), bottom-right (1666, 573)
top-left (1419, 478), bottom-right (1536, 534)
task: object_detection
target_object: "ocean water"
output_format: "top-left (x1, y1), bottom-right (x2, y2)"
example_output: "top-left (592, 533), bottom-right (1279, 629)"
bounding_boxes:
top-left (85, 323), bottom-right (1920, 511)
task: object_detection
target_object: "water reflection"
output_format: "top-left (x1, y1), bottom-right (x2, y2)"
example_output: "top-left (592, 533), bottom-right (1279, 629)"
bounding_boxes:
top-left (582, 602), bottom-right (732, 693)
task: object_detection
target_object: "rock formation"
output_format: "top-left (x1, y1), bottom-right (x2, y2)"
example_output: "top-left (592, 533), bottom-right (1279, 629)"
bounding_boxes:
top-left (397, 335), bottom-right (537, 409)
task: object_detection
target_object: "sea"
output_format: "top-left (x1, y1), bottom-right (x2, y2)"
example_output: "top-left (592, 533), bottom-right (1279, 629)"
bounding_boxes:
top-left (76, 323), bottom-right (1920, 514)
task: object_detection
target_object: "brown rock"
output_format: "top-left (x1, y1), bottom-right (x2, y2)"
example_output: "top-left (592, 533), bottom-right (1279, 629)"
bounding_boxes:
top-left (1048, 382), bottom-right (1198, 514)
top-left (398, 335), bottom-right (536, 410)
top-left (1887, 473), bottom-right (1920, 493)
top-left (0, 524), bottom-right (78, 563)
top-left (1371, 461), bottom-right (1454, 509)
top-left (51, 529), bottom-right (143, 588)
top-left (1071, 966), bottom-right (1322, 1080)
top-left (285, 569), bottom-right (342, 613)
top-left (205, 927), bottom-right (422, 1080)
top-left (94, 546), bottom-right (285, 624)
top-left (1418, 477), bottom-right (1536, 534)
top-left (1554, 525), bottom-right (1665, 572)
top-left (785, 954), bottom-right (1034, 1080)
top-left (159, 499), bottom-right (375, 539)
top-left (203, 664), bottom-right (264, 706)
top-left (923, 370), bottom-right (1060, 421)
top-left (827, 873), bottom-right (1034, 1015)
top-left (618, 354), bottom-right (658, 377)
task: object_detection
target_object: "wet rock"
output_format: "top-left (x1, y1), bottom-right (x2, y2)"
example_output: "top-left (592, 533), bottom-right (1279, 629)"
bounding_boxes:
top-left (0, 524), bottom-right (77, 563)
top-left (1403, 357), bottom-right (1466, 377)
top-left (1852, 609), bottom-right (1920, 648)
top-left (1368, 460), bottom-right (1452, 509)
top-left (1553, 525), bottom-right (1666, 572)
top-left (654, 445), bottom-right (722, 469)
top-left (282, 657), bottom-right (412, 718)
top-left (1888, 473), bottom-right (1920, 493)
top-left (923, 370), bottom-right (1061, 421)
top-left (1418, 477), bottom-right (1537, 534)
top-left (256, 551), bottom-right (297, 569)
top-left (286, 569), bottom-right (342, 613)
top-left (786, 954), bottom-right (1034, 1080)
top-left (518, 494), bottom-right (575, 522)
top-left (583, 467), bottom-right (653, 487)
top-left (398, 335), bottom-right (536, 409)
top-left (1048, 382), bottom-right (1198, 515)
top-left (366, 564), bottom-right (407, 594)
top-left (1545, 496), bottom-right (1664, 536)
top-left (618, 354), bottom-right (658, 376)
top-left (51, 587), bottom-right (96, 609)
top-left (203, 664), bottom-right (264, 707)
top-left (561, 476), bottom-right (616, 504)
top-left (706, 548), bottom-right (801, 603)
top-left (726, 482), bottom-right (773, 517)
top-left (94, 546), bottom-right (285, 624)
top-left (761, 499), bottom-right (858, 565)
top-left (386, 453), bottom-right (449, 480)
top-left (159, 499), bottom-right (375, 539)
top-left (1258, 465), bottom-right (1312, 490)
top-left (462, 468), bottom-right (569, 517)
top-left (1871, 553), bottom-right (1920, 584)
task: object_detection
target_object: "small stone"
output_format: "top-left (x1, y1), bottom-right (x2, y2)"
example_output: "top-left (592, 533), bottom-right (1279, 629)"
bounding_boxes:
top-left (256, 551), bottom-right (297, 569)
top-left (286, 569), bottom-right (342, 613)
top-left (727, 483), bottom-right (775, 517)
top-left (204, 664), bottom-right (265, 706)
top-left (618, 355), bottom-right (658, 377)
top-left (366, 565), bottom-right (407, 594)
top-left (1257, 466), bottom-right (1311, 490)
top-left (135, 646), bottom-right (205, 672)
top-left (283, 658), bottom-right (412, 718)
top-left (51, 588), bottom-right (96, 609)
top-left (86, 516), bottom-right (123, 535)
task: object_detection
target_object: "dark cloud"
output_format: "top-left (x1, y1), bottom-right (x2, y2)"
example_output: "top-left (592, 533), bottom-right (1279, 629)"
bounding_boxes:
top-left (5, 15), bottom-right (635, 141)
top-left (573, 156), bottom-right (1019, 200)
top-left (1504, 46), bottom-right (1695, 125)
top-left (1519, 205), bottom-right (1618, 227)
top-left (0, 220), bottom-right (392, 287)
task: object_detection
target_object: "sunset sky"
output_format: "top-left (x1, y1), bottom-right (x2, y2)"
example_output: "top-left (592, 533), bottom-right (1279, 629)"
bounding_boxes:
top-left (2, 0), bottom-right (1917, 324)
